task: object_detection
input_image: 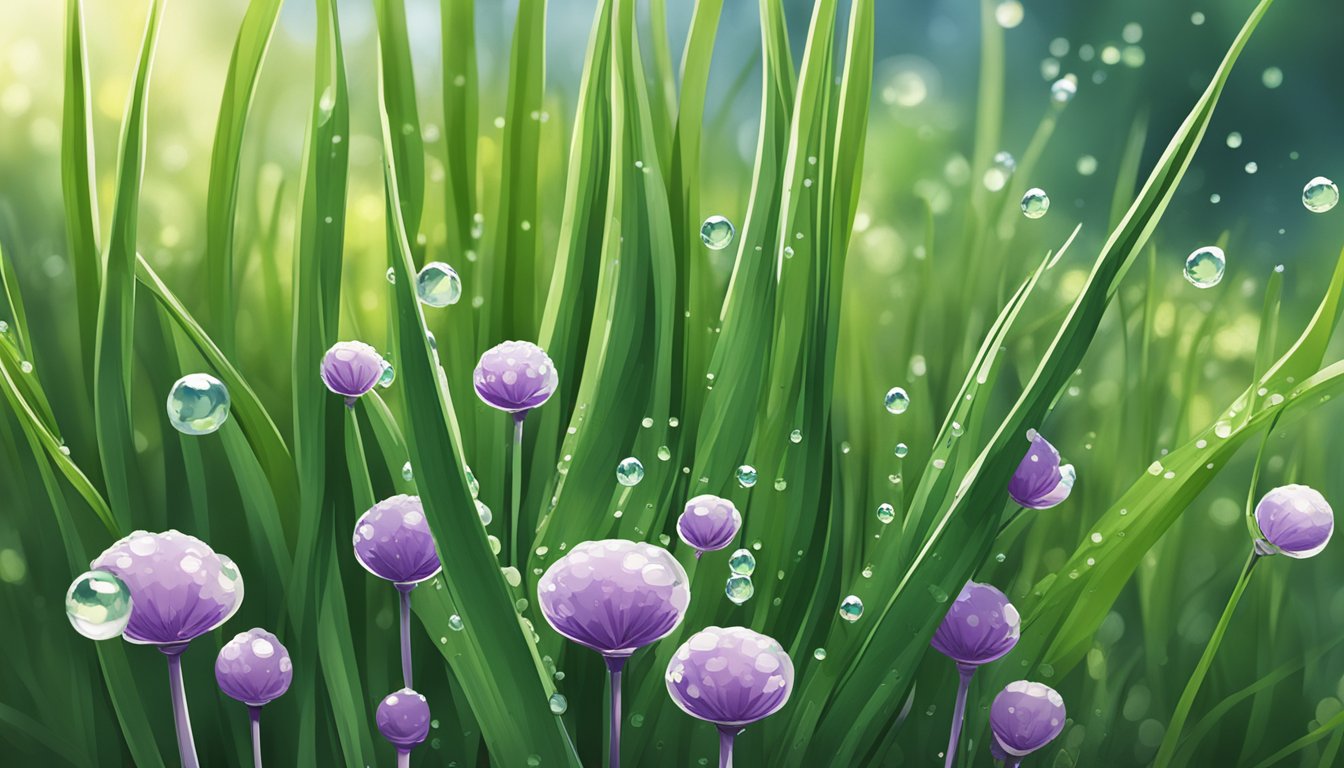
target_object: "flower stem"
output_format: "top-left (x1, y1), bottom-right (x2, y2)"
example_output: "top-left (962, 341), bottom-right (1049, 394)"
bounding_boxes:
top-left (717, 726), bottom-right (736, 768)
top-left (397, 748), bottom-right (410, 768)
top-left (398, 584), bottom-right (414, 688)
top-left (1154, 548), bottom-right (1261, 766)
top-left (248, 706), bottom-right (262, 768)
top-left (605, 656), bottom-right (627, 768)
top-left (944, 663), bottom-right (977, 768)
top-left (1004, 758), bottom-right (1021, 768)
top-left (510, 413), bottom-right (525, 567)
top-left (161, 645), bottom-right (200, 768)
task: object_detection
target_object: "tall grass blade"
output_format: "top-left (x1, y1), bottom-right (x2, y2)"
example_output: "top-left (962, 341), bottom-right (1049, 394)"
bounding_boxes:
top-left (60, 0), bottom-right (101, 382)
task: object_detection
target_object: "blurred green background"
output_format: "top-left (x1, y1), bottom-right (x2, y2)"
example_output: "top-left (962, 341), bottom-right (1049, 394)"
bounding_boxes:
top-left (3, 0), bottom-right (1344, 765)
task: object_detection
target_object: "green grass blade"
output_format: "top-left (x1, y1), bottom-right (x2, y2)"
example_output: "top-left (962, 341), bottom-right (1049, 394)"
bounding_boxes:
top-left (60, 0), bottom-right (101, 383)
top-left (374, 0), bottom-right (425, 241)
top-left (439, 0), bottom-right (478, 254)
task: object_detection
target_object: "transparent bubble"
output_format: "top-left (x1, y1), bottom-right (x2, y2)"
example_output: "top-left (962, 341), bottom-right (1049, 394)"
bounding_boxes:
top-left (548, 693), bottom-right (567, 715)
top-left (378, 359), bottom-right (396, 388)
top-left (700, 216), bottom-right (735, 250)
top-left (167, 373), bottom-right (231, 435)
top-left (1020, 188), bottom-right (1050, 219)
top-left (736, 465), bottom-right (758, 488)
top-left (725, 575), bottom-right (754, 605)
top-left (876, 503), bottom-right (895, 524)
top-left (1303, 177), bottom-right (1339, 213)
top-left (416, 262), bottom-right (463, 307)
top-left (616, 457), bottom-right (645, 486)
top-left (884, 386), bottom-right (910, 414)
top-left (728, 549), bottom-right (757, 576)
top-left (838, 595), bottom-right (864, 623)
top-left (65, 570), bottom-right (133, 640)
top-left (1184, 246), bottom-right (1226, 289)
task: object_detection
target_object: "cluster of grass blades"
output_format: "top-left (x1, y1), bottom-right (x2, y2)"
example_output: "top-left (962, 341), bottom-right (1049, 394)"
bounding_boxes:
top-left (5, 0), bottom-right (1344, 765)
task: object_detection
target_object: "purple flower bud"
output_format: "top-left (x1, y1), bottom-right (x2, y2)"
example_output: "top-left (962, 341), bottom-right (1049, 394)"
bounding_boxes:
top-left (91, 530), bottom-right (243, 646)
top-left (537, 540), bottom-right (690, 658)
top-left (320, 341), bottom-right (384, 405)
top-left (353, 495), bottom-right (442, 586)
top-left (1254, 484), bottom-right (1334, 558)
top-left (990, 680), bottom-right (1066, 758)
top-left (473, 340), bottom-right (558, 414)
top-left (931, 581), bottom-right (1020, 667)
top-left (676, 494), bottom-right (742, 557)
top-left (1007, 430), bottom-right (1075, 510)
top-left (665, 626), bottom-right (794, 728)
top-left (215, 628), bottom-right (293, 707)
top-left (376, 688), bottom-right (431, 750)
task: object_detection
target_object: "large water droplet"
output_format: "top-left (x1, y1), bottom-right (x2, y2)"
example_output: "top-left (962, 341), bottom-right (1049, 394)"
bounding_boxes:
top-left (736, 465), bottom-right (758, 488)
top-left (167, 373), bottom-right (231, 435)
top-left (789, 429), bottom-right (803, 444)
top-left (1020, 188), bottom-right (1050, 219)
top-left (448, 614), bottom-right (464, 631)
top-left (402, 461), bottom-right (414, 481)
top-left (700, 216), bottom-right (735, 250)
top-left (838, 595), bottom-right (864, 623)
top-left (1303, 177), bottom-right (1339, 213)
top-left (725, 575), bottom-right (754, 605)
top-left (378, 359), bottom-right (396, 388)
top-left (416, 262), bottom-right (463, 307)
top-left (475, 500), bottom-right (493, 526)
top-left (65, 570), bottom-right (133, 640)
top-left (548, 693), bottom-right (568, 714)
top-left (885, 387), bottom-right (911, 414)
top-left (894, 443), bottom-right (909, 458)
top-left (616, 457), bottom-right (645, 486)
top-left (729, 549), bottom-right (756, 576)
top-left (876, 503), bottom-right (895, 525)
top-left (1184, 246), bottom-right (1226, 289)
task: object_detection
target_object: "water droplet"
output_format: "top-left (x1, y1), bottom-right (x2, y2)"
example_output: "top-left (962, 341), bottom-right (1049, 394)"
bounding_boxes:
top-left (1262, 66), bottom-right (1283, 89)
top-left (616, 457), bottom-right (645, 486)
top-left (1245, 161), bottom-right (1259, 175)
top-left (1020, 187), bottom-right (1050, 219)
top-left (475, 500), bottom-right (492, 526)
top-left (1077, 155), bottom-right (1098, 176)
top-left (885, 386), bottom-right (911, 414)
top-left (1049, 76), bottom-right (1077, 104)
top-left (994, 0), bottom-right (1023, 28)
top-left (789, 429), bottom-right (803, 444)
top-left (527, 756), bottom-right (541, 767)
top-left (813, 647), bottom-right (827, 661)
top-left (725, 575), bottom-right (754, 605)
top-left (465, 465), bottom-right (480, 498)
top-left (1303, 177), bottom-right (1339, 213)
top-left (876, 503), bottom-right (895, 524)
top-left (773, 478), bottom-right (788, 491)
top-left (20, 360), bottom-right (32, 374)
top-left (1184, 246), bottom-right (1225, 288)
top-left (501, 566), bottom-right (522, 588)
top-left (736, 465), bottom-right (758, 488)
top-left (641, 417), bottom-right (654, 428)
top-left (548, 693), bottom-right (567, 714)
top-left (416, 262), bottom-right (463, 307)
top-left (838, 595), bottom-right (864, 622)
top-left (950, 421), bottom-right (964, 437)
top-left (983, 151), bottom-right (1016, 191)
top-left (700, 216), bottom-right (735, 250)
top-left (894, 443), bottom-right (909, 458)
top-left (65, 570), bottom-right (133, 640)
top-left (995, 552), bottom-right (1007, 563)
top-left (656, 445), bottom-right (671, 461)
top-left (378, 359), bottom-right (396, 388)
top-left (448, 614), bottom-right (464, 631)
top-left (728, 549), bottom-right (756, 576)
top-left (166, 373), bottom-right (231, 435)
top-left (402, 461), bottom-right (414, 481)
top-left (928, 584), bottom-right (949, 603)
top-left (488, 535), bottom-right (502, 555)
top-left (386, 267), bottom-right (396, 283)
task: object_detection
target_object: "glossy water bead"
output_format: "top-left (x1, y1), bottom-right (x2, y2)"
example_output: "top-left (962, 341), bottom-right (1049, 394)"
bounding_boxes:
top-left (894, 443), bottom-right (909, 458)
top-left (1184, 246), bottom-right (1226, 288)
top-left (416, 262), bottom-right (463, 307)
top-left (725, 575), bottom-right (754, 605)
top-left (700, 215), bottom-right (735, 250)
top-left (884, 386), bottom-right (911, 414)
top-left (838, 595), bottom-right (864, 623)
top-left (378, 359), bottom-right (396, 388)
top-left (1303, 177), bottom-right (1339, 213)
top-left (876, 503), bottom-right (895, 524)
top-left (736, 465), bottom-right (759, 488)
top-left (166, 373), bottom-right (231, 435)
top-left (65, 570), bottom-right (134, 640)
top-left (616, 457), bottom-right (645, 486)
top-left (1020, 188), bottom-right (1050, 219)
top-left (728, 549), bottom-right (757, 576)
top-left (1049, 76), bottom-right (1077, 104)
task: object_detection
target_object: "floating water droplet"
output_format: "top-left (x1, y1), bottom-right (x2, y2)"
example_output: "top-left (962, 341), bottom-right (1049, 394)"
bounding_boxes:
top-left (1303, 177), bottom-right (1339, 213)
top-left (736, 465), bottom-right (758, 488)
top-left (1049, 76), bottom-right (1077, 104)
top-left (1183, 246), bottom-right (1225, 288)
top-left (448, 614), bottom-right (464, 631)
top-left (789, 429), bottom-right (803, 444)
top-left (700, 216), bottom-right (735, 250)
top-left (548, 693), bottom-right (567, 714)
top-left (876, 503), bottom-right (895, 525)
top-left (994, 0), bottom-right (1023, 28)
top-left (1244, 161), bottom-right (1258, 175)
top-left (416, 262), bottom-right (463, 307)
top-left (402, 461), bottom-right (414, 481)
top-left (729, 549), bottom-right (757, 576)
top-left (378, 359), bottom-right (396, 388)
top-left (884, 386), bottom-right (910, 414)
top-left (813, 647), bottom-right (827, 661)
top-left (166, 373), bottom-right (231, 435)
top-left (616, 457), bottom-right (645, 486)
top-left (725, 575), bottom-right (754, 605)
top-left (983, 151), bottom-right (1016, 191)
top-left (65, 570), bottom-right (133, 640)
top-left (894, 443), bottom-right (909, 458)
top-left (838, 595), bottom-right (864, 622)
top-left (1020, 188), bottom-right (1050, 219)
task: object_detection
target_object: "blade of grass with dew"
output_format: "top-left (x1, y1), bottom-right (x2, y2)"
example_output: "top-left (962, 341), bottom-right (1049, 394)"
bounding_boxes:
top-left (203, 0), bottom-right (283, 351)
top-left (380, 56), bottom-right (582, 766)
top-left (92, 0), bottom-right (162, 529)
top-left (646, 0), bottom-right (677, 165)
top-left (374, 0), bottom-right (425, 243)
top-left (783, 2), bottom-right (1279, 762)
top-left (439, 0), bottom-right (478, 255)
top-left (60, 0), bottom-right (100, 383)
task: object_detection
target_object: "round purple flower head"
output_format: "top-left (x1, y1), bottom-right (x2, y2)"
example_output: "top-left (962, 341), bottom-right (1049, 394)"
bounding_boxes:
top-left (1007, 429), bottom-right (1075, 510)
top-left (677, 494), bottom-right (742, 558)
top-left (665, 626), bottom-right (794, 728)
top-left (537, 539), bottom-right (690, 658)
top-left (376, 688), bottom-right (431, 750)
top-left (321, 340), bottom-right (384, 405)
top-left (353, 495), bottom-right (442, 587)
top-left (91, 530), bottom-right (243, 646)
top-left (215, 628), bottom-right (293, 707)
top-left (473, 340), bottom-right (558, 414)
top-left (990, 680), bottom-right (1066, 758)
top-left (931, 581), bottom-right (1021, 667)
top-left (1254, 484), bottom-right (1334, 559)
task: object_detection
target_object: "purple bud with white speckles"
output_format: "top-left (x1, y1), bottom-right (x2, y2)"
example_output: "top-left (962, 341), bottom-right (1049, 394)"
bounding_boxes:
top-left (215, 628), bottom-right (293, 707)
top-left (1007, 430), bottom-right (1075, 510)
top-left (320, 341), bottom-right (384, 405)
top-left (1254, 484), bottom-right (1334, 558)
top-left (473, 340), bottom-right (558, 414)
top-left (353, 495), bottom-right (442, 586)
top-left (676, 494), bottom-right (742, 558)
top-left (990, 681), bottom-right (1066, 760)
top-left (931, 581), bottom-right (1020, 667)
top-left (376, 688), bottom-right (431, 751)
